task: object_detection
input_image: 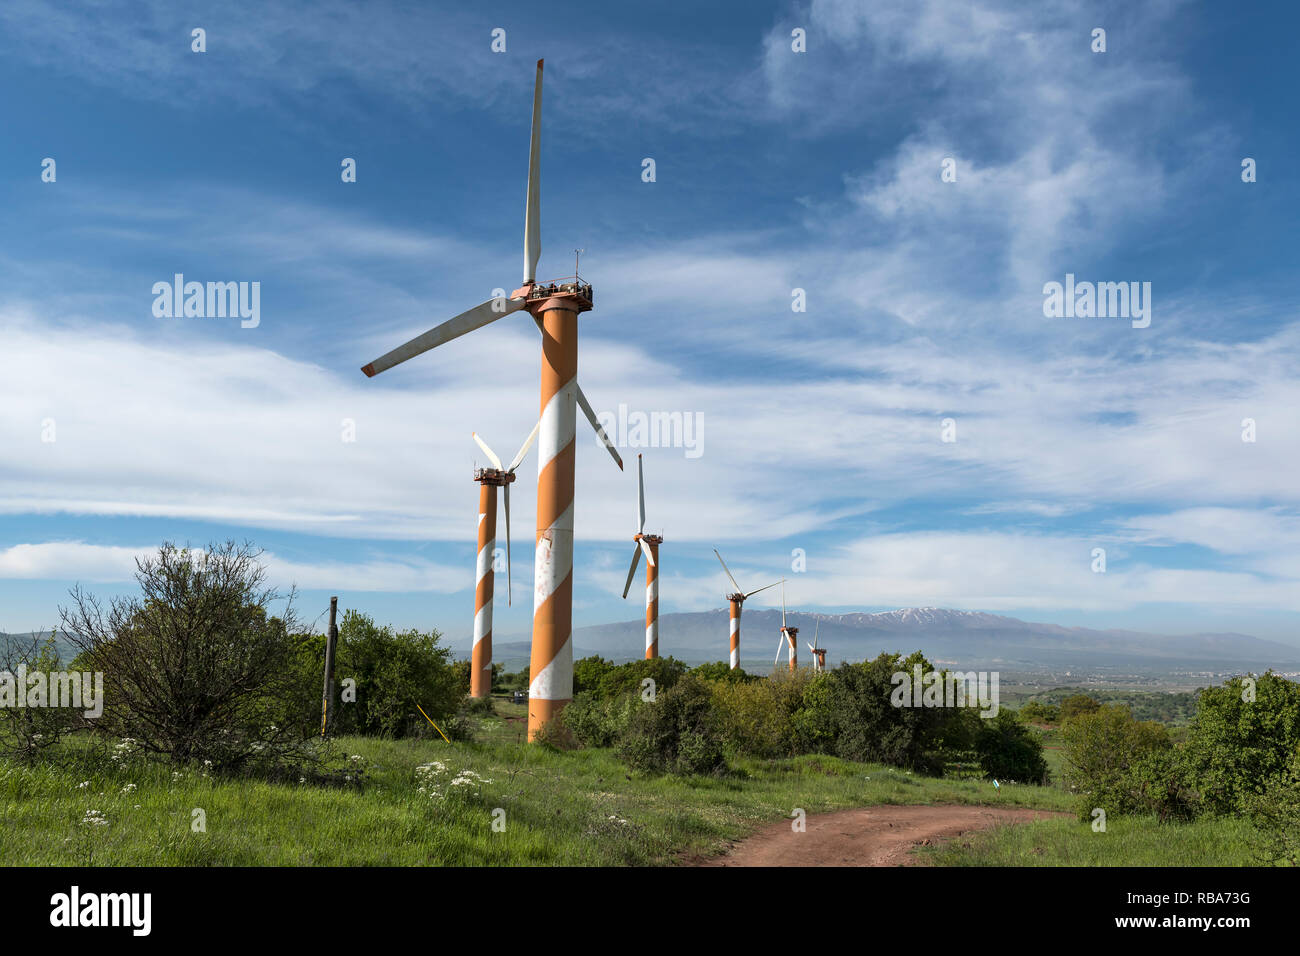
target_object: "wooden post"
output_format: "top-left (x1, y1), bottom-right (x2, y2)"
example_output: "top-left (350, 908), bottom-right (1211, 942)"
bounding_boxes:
top-left (321, 596), bottom-right (339, 737)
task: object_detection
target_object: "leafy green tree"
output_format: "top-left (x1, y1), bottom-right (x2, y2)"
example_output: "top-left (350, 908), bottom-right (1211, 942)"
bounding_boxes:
top-left (0, 633), bottom-right (81, 762)
top-left (1018, 700), bottom-right (1061, 725)
top-left (1060, 694), bottom-right (1101, 722)
top-left (690, 661), bottom-right (757, 684)
top-left (573, 655), bottom-right (615, 695)
top-left (826, 651), bottom-right (951, 773)
top-left (974, 709), bottom-right (1049, 783)
top-left (592, 657), bottom-right (689, 700)
top-left (1184, 672), bottom-right (1300, 815)
top-left (619, 675), bottom-right (726, 775)
top-left (1247, 748), bottom-right (1300, 865)
top-left (1060, 704), bottom-right (1176, 819)
top-left (326, 610), bottom-right (460, 738)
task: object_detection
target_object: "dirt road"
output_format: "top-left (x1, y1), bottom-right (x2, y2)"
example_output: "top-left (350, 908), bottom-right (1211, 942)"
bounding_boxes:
top-left (692, 804), bottom-right (1067, 866)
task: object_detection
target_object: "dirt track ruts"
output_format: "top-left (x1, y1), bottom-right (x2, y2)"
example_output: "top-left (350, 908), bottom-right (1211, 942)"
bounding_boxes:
top-left (690, 804), bottom-right (1068, 866)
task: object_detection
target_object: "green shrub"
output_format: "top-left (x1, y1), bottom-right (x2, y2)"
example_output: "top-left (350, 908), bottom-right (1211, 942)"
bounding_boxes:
top-left (0, 634), bottom-right (82, 763)
top-left (557, 690), bottom-right (641, 749)
top-left (690, 661), bottom-right (758, 684)
top-left (58, 541), bottom-right (312, 772)
top-left (1184, 672), bottom-right (1300, 815)
top-left (1247, 749), bottom-right (1300, 865)
top-left (826, 651), bottom-right (951, 774)
top-left (594, 657), bottom-right (689, 701)
top-left (1018, 700), bottom-right (1061, 725)
top-left (1060, 694), bottom-right (1101, 722)
top-left (618, 675), bottom-right (725, 776)
top-left (292, 610), bottom-right (463, 740)
top-left (974, 709), bottom-right (1049, 784)
top-left (1060, 704), bottom-right (1175, 820)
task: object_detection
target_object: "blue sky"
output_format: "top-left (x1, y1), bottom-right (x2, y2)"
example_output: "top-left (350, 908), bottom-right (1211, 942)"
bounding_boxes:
top-left (2, 0), bottom-right (1299, 650)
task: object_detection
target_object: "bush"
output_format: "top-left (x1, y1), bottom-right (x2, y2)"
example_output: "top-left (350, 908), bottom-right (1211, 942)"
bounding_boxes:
top-left (618, 675), bottom-right (726, 775)
top-left (973, 709), bottom-right (1049, 784)
top-left (1184, 672), bottom-right (1300, 815)
top-left (1247, 749), bottom-right (1300, 865)
top-left (1018, 700), bottom-right (1061, 725)
top-left (1060, 704), bottom-right (1175, 820)
top-left (825, 651), bottom-right (952, 774)
top-left (321, 610), bottom-right (462, 739)
top-left (1060, 694), bottom-right (1101, 722)
top-left (690, 661), bottom-right (758, 684)
top-left (557, 690), bottom-right (641, 749)
top-left (59, 541), bottom-right (311, 772)
top-left (590, 657), bottom-right (689, 701)
top-left (711, 669), bottom-right (831, 758)
top-left (0, 633), bottom-right (83, 762)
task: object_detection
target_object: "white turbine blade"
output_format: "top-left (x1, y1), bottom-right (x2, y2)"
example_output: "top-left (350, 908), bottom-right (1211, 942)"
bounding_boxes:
top-left (807, 642), bottom-right (815, 654)
top-left (504, 482), bottom-right (512, 605)
top-left (524, 59), bottom-right (543, 284)
top-left (814, 620), bottom-right (819, 649)
top-left (743, 580), bottom-right (779, 600)
top-left (781, 578), bottom-right (787, 629)
top-left (775, 631), bottom-right (786, 665)
top-left (639, 538), bottom-right (655, 567)
top-left (361, 296), bottom-right (524, 377)
top-left (576, 384), bottom-right (623, 470)
top-left (637, 454), bottom-right (646, 534)
top-left (713, 549), bottom-right (742, 594)
top-left (621, 544), bottom-right (642, 599)
top-left (472, 433), bottom-right (503, 470)
top-left (508, 418), bottom-right (542, 473)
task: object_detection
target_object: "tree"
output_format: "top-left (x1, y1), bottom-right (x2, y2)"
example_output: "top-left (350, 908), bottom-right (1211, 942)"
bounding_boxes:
top-left (1060, 694), bottom-right (1101, 722)
top-left (59, 541), bottom-right (306, 771)
top-left (619, 675), bottom-right (726, 775)
top-left (690, 660), bottom-right (757, 684)
top-left (1018, 700), bottom-right (1061, 725)
top-left (324, 610), bottom-right (460, 738)
top-left (1184, 672), bottom-right (1300, 815)
top-left (1060, 704), bottom-right (1179, 819)
top-left (826, 651), bottom-right (951, 773)
top-left (974, 709), bottom-right (1049, 783)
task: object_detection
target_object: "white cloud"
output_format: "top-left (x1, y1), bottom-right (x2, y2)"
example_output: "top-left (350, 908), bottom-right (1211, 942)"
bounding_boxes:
top-left (0, 541), bottom-right (463, 593)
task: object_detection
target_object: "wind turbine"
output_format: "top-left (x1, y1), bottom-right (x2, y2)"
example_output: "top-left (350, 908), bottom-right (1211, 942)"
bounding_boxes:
top-left (775, 579), bottom-right (799, 672)
top-left (807, 621), bottom-right (827, 673)
top-left (714, 549), bottom-right (780, 670)
top-left (359, 59), bottom-right (623, 740)
top-left (621, 455), bottom-right (663, 659)
top-left (468, 422), bottom-right (540, 698)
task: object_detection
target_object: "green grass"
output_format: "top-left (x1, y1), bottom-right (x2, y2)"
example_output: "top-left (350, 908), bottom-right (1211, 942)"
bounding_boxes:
top-left (917, 812), bottom-right (1262, 866)
top-left (0, 703), bottom-right (1263, 867)
top-left (1, 726), bottom-right (1074, 866)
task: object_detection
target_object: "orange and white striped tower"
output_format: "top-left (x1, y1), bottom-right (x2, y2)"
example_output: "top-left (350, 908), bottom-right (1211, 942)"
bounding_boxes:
top-left (776, 578), bottom-right (798, 671)
top-left (781, 624), bottom-right (800, 672)
top-left (360, 58), bottom-right (623, 741)
top-left (641, 534), bottom-right (662, 658)
top-left (728, 597), bottom-right (742, 669)
top-left (622, 454), bottom-right (662, 659)
top-left (715, 549), bottom-right (779, 671)
top-left (467, 425), bottom-right (539, 699)
top-left (471, 471), bottom-right (506, 697)
top-left (527, 292), bottom-right (586, 738)
top-left (807, 621), bottom-right (827, 673)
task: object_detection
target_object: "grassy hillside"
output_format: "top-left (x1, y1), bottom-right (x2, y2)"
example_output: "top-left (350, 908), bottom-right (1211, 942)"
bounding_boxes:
top-left (0, 702), bottom-right (1260, 867)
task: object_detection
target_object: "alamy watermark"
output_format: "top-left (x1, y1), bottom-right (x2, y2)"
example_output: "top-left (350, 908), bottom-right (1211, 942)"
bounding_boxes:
top-left (890, 665), bottom-right (1000, 717)
top-left (1042, 273), bottom-right (1151, 329)
top-left (596, 403), bottom-right (703, 459)
top-left (152, 274), bottom-right (260, 328)
top-left (0, 666), bottom-right (104, 718)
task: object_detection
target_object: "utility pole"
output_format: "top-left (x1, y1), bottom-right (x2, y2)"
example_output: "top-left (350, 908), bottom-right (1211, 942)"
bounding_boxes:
top-left (321, 596), bottom-right (339, 737)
